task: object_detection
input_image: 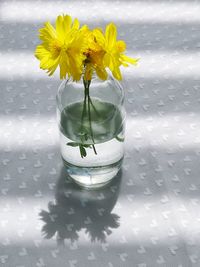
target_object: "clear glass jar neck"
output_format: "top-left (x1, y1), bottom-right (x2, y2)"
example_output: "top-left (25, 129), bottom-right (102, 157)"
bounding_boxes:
top-left (57, 73), bottom-right (125, 112)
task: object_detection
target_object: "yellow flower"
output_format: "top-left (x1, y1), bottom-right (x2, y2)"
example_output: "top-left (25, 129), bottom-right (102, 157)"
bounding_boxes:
top-left (83, 28), bottom-right (107, 81)
top-left (35, 14), bottom-right (87, 81)
top-left (92, 23), bottom-right (139, 80)
top-left (35, 15), bottom-right (138, 82)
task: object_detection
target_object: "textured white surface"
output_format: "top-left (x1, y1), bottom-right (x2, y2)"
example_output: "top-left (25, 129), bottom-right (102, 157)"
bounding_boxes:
top-left (1, 0), bottom-right (200, 266)
top-left (1, 1), bottom-right (200, 23)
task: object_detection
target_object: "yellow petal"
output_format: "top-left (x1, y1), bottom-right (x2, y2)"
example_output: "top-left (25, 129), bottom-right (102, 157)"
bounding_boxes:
top-left (116, 40), bottom-right (126, 52)
top-left (72, 18), bottom-right (80, 30)
top-left (35, 44), bottom-right (48, 60)
top-left (63, 15), bottom-right (73, 32)
top-left (80, 25), bottom-right (89, 35)
top-left (103, 53), bottom-right (111, 68)
top-left (56, 15), bottom-right (72, 41)
top-left (56, 15), bottom-right (63, 35)
top-left (39, 22), bottom-right (57, 42)
top-left (105, 23), bottom-right (117, 49)
top-left (93, 28), bottom-right (105, 47)
top-left (121, 55), bottom-right (139, 65)
top-left (112, 67), bottom-right (122, 80)
top-left (95, 67), bottom-right (108, 80)
top-left (68, 55), bottom-right (82, 81)
top-left (59, 59), bottom-right (68, 79)
top-left (47, 56), bottom-right (60, 76)
top-left (121, 62), bottom-right (129, 67)
top-left (35, 45), bottom-right (58, 73)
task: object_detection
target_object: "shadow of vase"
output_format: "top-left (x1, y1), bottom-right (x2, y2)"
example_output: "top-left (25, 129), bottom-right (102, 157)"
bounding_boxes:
top-left (40, 167), bottom-right (122, 245)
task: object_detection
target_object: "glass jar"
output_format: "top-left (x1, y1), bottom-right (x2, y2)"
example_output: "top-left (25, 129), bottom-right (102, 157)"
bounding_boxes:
top-left (56, 74), bottom-right (125, 189)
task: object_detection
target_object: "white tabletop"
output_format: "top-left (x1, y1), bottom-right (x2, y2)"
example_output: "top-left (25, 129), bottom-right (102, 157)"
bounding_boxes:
top-left (1, 0), bottom-right (200, 266)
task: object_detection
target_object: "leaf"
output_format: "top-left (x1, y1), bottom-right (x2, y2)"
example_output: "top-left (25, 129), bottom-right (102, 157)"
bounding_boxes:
top-left (79, 127), bottom-right (89, 141)
top-left (83, 144), bottom-right (92, 148)
top-left (79, 145), bottom-right (87, 158)
top-left (66, 142), bottom-right (79, 147)
top-left (79, 131), bottom-right (86, 136)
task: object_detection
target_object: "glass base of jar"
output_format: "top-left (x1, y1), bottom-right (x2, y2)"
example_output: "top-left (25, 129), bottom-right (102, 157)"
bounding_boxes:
top-left (62, 157), bottom-right (123, 189)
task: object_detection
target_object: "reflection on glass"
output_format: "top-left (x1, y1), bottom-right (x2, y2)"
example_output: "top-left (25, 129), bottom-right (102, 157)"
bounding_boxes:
top-left (40, 168), bottom-right (122, 244)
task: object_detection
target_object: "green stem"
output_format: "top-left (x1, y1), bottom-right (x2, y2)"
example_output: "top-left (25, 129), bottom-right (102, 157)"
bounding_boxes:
top-left (80, 85), bottom-right (87, 142)
top-left (87, 88), bottom-right (97, 155)
top-left (81, 87), bottom-right (87, 124)
top-left (81, 78), bottom-right (97, 156)
top-left (88, 96), bottom-right (100, 117)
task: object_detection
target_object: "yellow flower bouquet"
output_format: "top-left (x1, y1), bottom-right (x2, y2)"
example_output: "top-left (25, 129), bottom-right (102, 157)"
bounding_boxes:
top-left (35, 14), bottom-right (138, 188)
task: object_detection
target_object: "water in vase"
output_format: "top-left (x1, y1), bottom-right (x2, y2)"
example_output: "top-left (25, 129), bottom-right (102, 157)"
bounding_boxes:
top-left (58, 98), bottom-right (125, 188)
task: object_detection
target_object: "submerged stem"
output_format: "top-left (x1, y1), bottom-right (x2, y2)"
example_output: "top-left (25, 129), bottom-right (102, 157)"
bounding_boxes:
top-left (81, 87), bottom-right (87, 124)
top-left (80, 78), bottom-right (97, 157)
top-left (87, 89), bottom-right (97, 155)
top-left (88, 95), bottom-right (100, 117)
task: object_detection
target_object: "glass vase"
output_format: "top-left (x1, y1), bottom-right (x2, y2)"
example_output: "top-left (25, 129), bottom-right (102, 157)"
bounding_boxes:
top-left (56, 74), bottom-right (125, 189)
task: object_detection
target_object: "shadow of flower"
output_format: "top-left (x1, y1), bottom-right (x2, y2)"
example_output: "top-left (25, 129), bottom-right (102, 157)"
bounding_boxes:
top-left (40, 167), bottom-right (122, 244)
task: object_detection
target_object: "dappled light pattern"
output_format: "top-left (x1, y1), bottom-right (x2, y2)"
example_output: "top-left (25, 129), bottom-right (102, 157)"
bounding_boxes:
top-left (1, 0), bottom-right (200, 266)
top-left (40, 169), bottom-right (121, 244)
